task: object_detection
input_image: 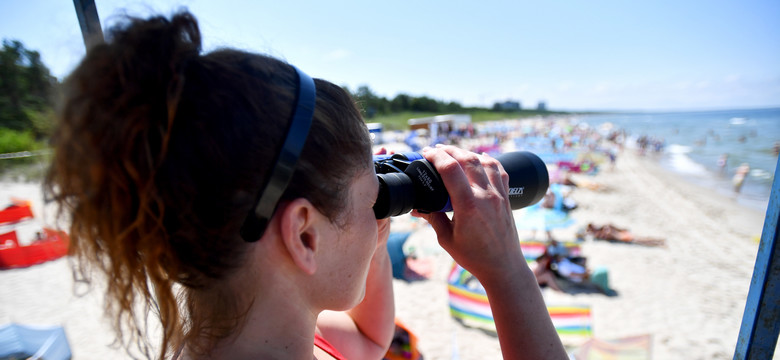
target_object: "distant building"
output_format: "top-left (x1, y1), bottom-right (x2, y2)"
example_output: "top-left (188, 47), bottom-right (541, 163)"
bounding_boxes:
top-left (407, 114), bottom-right (472, 131)
top-left (493, 100), bottom-right (521, 111)
top-left (536, 101), bottom-right (547, 111)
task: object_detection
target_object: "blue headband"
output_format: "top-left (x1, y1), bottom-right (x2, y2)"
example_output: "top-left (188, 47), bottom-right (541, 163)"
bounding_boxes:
top-left (241, 66), bottom-right (316, 242)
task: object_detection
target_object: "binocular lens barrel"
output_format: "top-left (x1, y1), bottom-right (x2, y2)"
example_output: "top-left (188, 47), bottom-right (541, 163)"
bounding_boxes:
top-left (374, 151), bottom-right (549, 219)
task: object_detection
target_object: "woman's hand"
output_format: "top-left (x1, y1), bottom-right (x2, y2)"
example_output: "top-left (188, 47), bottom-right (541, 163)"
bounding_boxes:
top-left (412, 145), bottom-right (524, 280)
top-left (413, 144), bottom-right (567, 360)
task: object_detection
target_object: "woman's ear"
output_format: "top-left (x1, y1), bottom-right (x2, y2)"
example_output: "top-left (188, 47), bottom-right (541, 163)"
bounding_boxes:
top-left (277, 198), bottom-right (321, 275)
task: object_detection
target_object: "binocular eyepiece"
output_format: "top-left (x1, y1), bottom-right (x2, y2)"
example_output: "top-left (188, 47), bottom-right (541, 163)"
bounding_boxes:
top-left (373, 151), bottom-right (549, 219)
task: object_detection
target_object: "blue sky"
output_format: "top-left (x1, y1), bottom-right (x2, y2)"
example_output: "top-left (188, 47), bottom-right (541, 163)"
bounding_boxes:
top-left (2, 0), bottom-right (779, 111)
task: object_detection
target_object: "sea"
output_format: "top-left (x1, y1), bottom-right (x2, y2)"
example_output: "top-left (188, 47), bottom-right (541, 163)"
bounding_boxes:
top-left (578, 108), bottom-right (780, 213)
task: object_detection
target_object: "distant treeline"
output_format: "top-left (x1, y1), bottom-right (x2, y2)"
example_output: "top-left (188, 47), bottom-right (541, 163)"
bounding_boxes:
top-left (0, 39), bottom-right (558, 157)
top-left (346, 85), bottom-right (466, 118)
top-left (0, 40), bottom-right (58, 164)
top-left (346, 85), bottom-right (549, 119)
top-left (0, 40), bottom-right (58, 136)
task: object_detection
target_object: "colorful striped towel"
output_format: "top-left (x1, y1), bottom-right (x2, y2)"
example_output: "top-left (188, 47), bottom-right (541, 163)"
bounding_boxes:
top-left (447, 263), bottom-right (593, 339)
top-left (547, 305), bottom-right (593, 338)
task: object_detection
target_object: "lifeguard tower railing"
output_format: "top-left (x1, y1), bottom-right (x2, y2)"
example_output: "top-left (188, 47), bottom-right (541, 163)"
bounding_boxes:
top-left (734, 154), bottom-right (780, 359)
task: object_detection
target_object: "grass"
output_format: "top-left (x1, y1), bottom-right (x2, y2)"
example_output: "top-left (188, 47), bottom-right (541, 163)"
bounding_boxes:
top-left (365, 109), bottom-right (571, 130)
top-left (0, 155), bottom-right (51, 182)
top-left (0, 128), bottom-right (50, 182)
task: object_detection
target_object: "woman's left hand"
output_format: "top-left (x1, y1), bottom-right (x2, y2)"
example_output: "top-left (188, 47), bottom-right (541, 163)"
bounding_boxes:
top-left (374, 147), bottom-right (392, 249)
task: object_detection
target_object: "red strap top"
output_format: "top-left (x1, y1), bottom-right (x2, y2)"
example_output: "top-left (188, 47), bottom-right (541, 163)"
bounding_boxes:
top-left (314, 333), bottom-right (347, 360)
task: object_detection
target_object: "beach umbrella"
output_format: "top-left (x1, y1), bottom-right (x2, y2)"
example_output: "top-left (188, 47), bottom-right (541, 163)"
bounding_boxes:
top-left (0, 323), bottom-right (72, 360)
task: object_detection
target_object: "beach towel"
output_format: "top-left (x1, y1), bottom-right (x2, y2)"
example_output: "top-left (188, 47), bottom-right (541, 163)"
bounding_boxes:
top-left (446, 263), bottom-right (593, 340)
top-left (547, 304), bottom-right (593, 340)
top-left (571, 334), bottom-right (652, 360)
top-left (514, 184), bottom-right (575, 232)
top-left (447, 263), bottom-right (493, 329)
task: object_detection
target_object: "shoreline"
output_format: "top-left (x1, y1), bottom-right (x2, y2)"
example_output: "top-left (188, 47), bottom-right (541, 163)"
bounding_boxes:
top-left (631, 150), bottom-right (767, 237)
top-left (653, 150), bottom-right (772, 214)
top-left (575, 108), bottom-right (779, 214)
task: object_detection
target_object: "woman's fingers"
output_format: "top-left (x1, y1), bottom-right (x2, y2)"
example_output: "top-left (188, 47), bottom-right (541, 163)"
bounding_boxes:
top-left (479, 152), bottom-right (510, 198)
top-left (420, 147), bottom-right (473, 211)
top-left (438, 145), bottom-right (490, 190)
top-left (416, 145), bottom-right (523, 274)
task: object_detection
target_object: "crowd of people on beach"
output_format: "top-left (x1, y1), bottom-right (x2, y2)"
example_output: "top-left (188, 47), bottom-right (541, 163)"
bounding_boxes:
top-left (375, 115), bottom-right (675, 300)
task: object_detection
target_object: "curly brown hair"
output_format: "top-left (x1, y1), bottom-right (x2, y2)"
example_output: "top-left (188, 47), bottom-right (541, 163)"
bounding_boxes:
top-left (44, 11), bottom-right (371, 359)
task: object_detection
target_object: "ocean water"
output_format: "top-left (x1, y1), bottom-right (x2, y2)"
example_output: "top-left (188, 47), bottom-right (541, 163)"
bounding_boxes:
top-left (580, 108), bottom-right (780, 212)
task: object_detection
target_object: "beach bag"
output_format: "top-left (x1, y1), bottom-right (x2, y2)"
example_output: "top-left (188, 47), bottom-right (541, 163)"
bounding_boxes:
top-left (590, 266), bottom-right (610, 293)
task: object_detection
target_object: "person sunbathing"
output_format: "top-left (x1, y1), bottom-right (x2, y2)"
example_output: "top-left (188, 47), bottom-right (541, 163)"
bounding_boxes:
top-left (532, 254), bottom-right (563, 292)
top-left (586, 223), bottom-right (666, 247)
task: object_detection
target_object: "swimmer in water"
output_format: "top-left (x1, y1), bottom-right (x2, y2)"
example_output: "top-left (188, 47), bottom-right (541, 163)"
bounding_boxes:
top-left (733, 163), bottom-right (750, 193)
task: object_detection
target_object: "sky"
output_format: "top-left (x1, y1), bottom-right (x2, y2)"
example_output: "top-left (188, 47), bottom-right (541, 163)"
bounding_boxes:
top-left (1, 0), bottom-right (779, 111)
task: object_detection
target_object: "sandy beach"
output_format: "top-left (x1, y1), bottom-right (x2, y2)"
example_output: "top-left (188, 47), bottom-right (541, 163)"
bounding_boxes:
top-left (0, 136), bottom-right (774, 359)
top-left (392, 147), bottom-right (772, 360)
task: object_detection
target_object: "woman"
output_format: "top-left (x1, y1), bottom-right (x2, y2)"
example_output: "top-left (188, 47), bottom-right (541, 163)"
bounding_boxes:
top-left (45, 12), bottom-right (565, 359)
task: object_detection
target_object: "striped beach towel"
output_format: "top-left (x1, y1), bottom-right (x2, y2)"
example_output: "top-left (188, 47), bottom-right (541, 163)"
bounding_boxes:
top-left (447, 263), bottom-right (593, 339)
top-left (547, 305), bottom-right (593, 338)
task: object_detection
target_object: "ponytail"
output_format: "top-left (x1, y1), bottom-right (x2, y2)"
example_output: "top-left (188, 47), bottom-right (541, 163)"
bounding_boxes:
top-left (47, 13), bottom-right (205, 359)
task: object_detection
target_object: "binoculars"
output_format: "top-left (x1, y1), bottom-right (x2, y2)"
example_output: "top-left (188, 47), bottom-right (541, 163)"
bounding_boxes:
top-left (373, 151), bottom-right (549, 219)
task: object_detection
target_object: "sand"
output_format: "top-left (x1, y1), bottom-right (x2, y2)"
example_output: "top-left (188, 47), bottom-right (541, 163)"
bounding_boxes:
top-left (0, 147), bottom-right (774, 359)
top-left (393, 150), bottom-right (771, 360)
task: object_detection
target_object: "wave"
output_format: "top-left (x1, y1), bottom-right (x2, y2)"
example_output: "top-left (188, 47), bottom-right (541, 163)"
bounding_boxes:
top-left (666, 144), bottom-right (692, 154)
top-left (666, 151), bottom-right (708, 176)
top-left (729, 117), bottom-right (747, 125)
top-left (749, 168), bottom-right (773, 180)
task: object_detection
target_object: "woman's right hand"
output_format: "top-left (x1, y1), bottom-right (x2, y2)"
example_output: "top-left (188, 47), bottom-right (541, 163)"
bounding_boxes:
top-left (412, 145), bottom-right (526, 280)
top-left (414, 145), bottom-right (568, 360)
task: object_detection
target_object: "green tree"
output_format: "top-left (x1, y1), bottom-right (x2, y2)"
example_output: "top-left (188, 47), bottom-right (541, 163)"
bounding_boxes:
top-left (410, 96), bottom-right (439, 112)
top-left (354, 85), bottom-right (391, 118)
top-left (350, 85), bottom-right (465, 117)
top-left (390, 93), bottom-right (411, 112)
top-left (0, 39), bottom-right (57, 135)
top-left (444, 101), bottom-right (462, 113)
